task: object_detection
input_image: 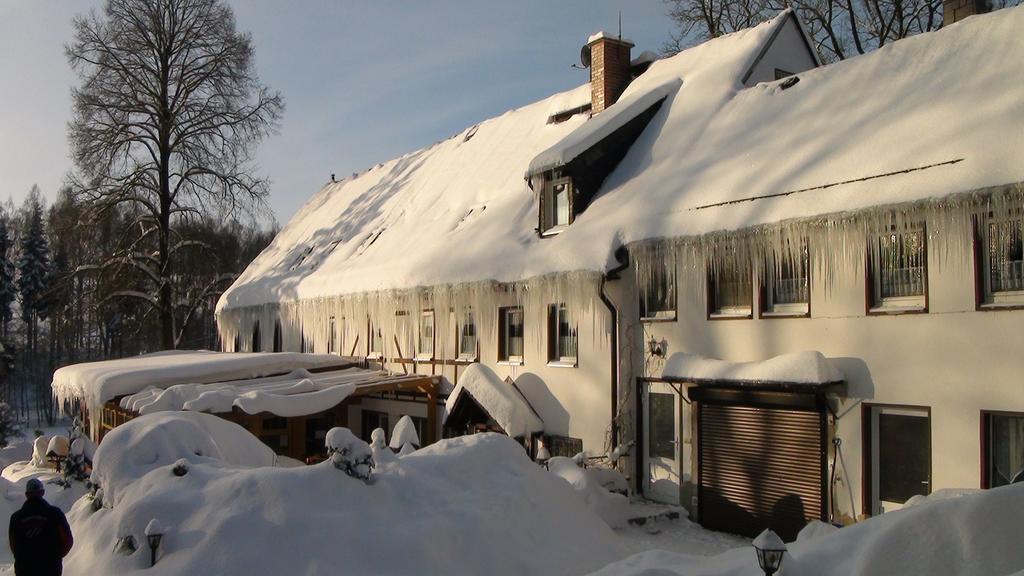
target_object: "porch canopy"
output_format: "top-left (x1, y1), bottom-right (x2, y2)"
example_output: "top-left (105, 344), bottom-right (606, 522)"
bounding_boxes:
top-left (52, 351), bottom-right (439, 442)
top-left (661, 350), bottom-right (845, 392)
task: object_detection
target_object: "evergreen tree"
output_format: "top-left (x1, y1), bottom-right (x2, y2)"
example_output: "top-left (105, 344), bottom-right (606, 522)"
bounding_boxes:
top-left (17, 189), bottom-right (51, 422)
top-left (0, 217), bottom-right (16, 340)
top-left (18, 191), bottom-right (50, 331)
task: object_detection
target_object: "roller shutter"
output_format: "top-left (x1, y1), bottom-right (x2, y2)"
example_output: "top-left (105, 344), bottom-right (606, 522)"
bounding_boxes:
top-left (698, 402), bottom-right (825, 541)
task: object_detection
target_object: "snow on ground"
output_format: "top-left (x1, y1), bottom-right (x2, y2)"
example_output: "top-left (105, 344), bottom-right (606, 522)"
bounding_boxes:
top-left (0, 429), bottom-right (90, 569)
top-left (589, 482), bottom-right (1024, 576)
top-left (64, 412), bottom-right (624, 576)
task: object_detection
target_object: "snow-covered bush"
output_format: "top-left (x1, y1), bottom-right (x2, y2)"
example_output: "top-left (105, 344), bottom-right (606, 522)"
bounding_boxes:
top-left (325, 427), bottom-right (374, 481)
top-left (0, 401), bottom-right (20, 447)
top-left (61, 419), bottom-right (91, 485)
top-left (389, 415), bottom-right (420, 454)
top-left (369, 427), bottom-right (395, 464)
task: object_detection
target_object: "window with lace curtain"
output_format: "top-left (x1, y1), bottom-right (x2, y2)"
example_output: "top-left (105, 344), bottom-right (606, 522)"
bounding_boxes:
top-left (868, 226), bottom-right (927, 312)
top-left (978, 213), bottom-right (1024, 306)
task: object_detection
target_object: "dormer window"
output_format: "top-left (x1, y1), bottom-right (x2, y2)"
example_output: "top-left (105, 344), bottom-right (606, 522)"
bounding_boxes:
top-left (541, 176), bottom-right (574, 235)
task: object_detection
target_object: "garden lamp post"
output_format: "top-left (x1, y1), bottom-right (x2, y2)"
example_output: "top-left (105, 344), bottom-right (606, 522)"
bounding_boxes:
top-left (752, 528), bottom-right (787, 576)
top-left (145, 519), bottom-right (164, 567)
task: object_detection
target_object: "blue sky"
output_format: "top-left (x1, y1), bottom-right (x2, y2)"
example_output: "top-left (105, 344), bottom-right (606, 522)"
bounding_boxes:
top-left (0, 1), bottom-right (676, 224)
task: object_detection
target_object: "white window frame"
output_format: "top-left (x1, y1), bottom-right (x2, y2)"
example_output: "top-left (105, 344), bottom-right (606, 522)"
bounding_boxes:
top-left (547, 304), bottom-right (578, 367)
top-left (762, 243), bottom-right (810, 317)
top-left (498, 306), bottom-right (524, 365)
top-left (415, 310), bottom-right (435, 361)
top-left (979, 213), bottom-right (1024, 307)
top-left (541, 177), bottom-right (572, 236)
top-left (457, 308), bottom-right (478, 361)
top-left (869, 227), bottom-right (927, 313)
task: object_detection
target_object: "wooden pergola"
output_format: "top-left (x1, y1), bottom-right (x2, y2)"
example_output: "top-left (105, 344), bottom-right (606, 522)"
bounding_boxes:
top-left (96, 371), bottom-right (442, 463)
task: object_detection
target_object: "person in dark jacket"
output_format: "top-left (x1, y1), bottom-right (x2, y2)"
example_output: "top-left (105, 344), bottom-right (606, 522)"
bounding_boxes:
top-left (8, 478), bottom-right (73, 576)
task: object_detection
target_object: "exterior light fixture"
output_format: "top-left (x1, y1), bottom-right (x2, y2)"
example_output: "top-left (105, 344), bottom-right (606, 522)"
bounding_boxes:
top-left (145, 519), bottom-right (164, 567)
top-left (752, 528), bottom-right (787, 576)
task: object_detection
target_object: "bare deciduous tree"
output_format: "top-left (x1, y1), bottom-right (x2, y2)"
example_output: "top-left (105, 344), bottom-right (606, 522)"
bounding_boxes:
top-left (67, 0), bottom-right (283, 349)
top-left (662, 0), bottom-right (988, 62)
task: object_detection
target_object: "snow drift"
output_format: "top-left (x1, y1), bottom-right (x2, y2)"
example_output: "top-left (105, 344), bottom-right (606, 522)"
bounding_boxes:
top-left (67, 414), bottom-right (623, 575)
top-left (588, 482), bottom-right (1024, 575)
top-left (90, 411), bottom-right (276, 507)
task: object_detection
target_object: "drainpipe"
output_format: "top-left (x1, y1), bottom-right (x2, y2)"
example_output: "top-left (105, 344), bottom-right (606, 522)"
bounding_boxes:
top-left (599, 246), bottom-right (630, 451)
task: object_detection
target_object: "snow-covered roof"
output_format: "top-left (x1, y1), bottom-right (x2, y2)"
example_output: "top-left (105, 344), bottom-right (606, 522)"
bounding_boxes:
top-left (52, 350), bottom-right (354, 420)
top-left (116, 367), bottom-right (423, 418)
top-left (219, 8), bottom-right (1024, 312)
top-left (445, 364), bottom-right (543, 438)
top-left (662, 351), bottom-right (843, 386)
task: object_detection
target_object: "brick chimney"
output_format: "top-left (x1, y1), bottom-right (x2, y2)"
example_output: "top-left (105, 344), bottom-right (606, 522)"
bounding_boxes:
top-left (587, 31), bottom-right (634, 114)
top-left (944, 0), bottom-right (990, 25)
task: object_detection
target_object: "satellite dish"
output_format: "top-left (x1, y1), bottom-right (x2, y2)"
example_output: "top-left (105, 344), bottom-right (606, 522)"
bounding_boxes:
top-left (580, 45), bottom-right (592, 68)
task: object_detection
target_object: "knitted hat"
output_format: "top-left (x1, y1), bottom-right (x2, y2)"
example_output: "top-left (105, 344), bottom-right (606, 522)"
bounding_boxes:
top-left (25, 478), bottom-right (45, 496)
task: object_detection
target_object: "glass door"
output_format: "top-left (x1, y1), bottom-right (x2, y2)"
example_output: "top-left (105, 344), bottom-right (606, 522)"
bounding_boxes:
top-left (869, 405), bottom-right (930, 514)
top-left (644, 382), bottom-right (681, 505)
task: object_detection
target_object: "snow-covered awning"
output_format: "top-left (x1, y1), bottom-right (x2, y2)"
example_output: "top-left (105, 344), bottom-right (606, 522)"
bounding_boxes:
top-left (118, 367), bottom-right (433, 418)
top-left (661, 351), bottom-right (844, 390)
top-left (444, 364), bottom-right (543, 438)
top-left (52, 350), bottom-right (357, 418)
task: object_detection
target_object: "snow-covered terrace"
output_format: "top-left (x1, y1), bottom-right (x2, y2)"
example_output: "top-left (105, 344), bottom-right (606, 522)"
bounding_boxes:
top-left (217, 7), bottom-right (1024, 314)
top-left (51, 351), bottom-right (442, 442)
top-left (118, 366), bottom-right (432, 418)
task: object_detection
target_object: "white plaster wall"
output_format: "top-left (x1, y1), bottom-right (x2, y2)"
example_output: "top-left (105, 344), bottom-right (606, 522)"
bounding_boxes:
top-left (271, 292), bottom-right (615, 457)
top-left (744, 16), bottom-right (819, 86)
top-left (632, 222), bottom-right (1024, 520)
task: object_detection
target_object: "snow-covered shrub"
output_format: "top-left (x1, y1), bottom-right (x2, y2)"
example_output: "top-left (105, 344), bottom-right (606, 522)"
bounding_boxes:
top-left (325, 427), bottom-right (374, 481)
top-left (389, 415), bottom-right (420, 454)
top-left (61, 419), bottom-right (91, 484)
top-left (30, 435), bottom-right (48, 467)
top-left (0, 401), bottom-right (20, 447)
top-left (369, 427), bottom-right (395, 464)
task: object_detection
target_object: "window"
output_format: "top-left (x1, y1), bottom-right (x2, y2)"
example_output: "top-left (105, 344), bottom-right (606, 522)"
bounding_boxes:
top-left (361, 410), bottom-right (389, 444)
top-left (368, 320), bottom-right (384, 359)
top-left (774, 68), bottom-right (795, 80)
top-left (978, 213), bottom-right (1024, 306)
top-left (498, 306), bottom-right (524, 363)
top-left (639, 261), bottom-right (676, 321)
top-left (869, 227), bottom-right (927, 312)
top-left (251, 321), bottom-right (261, 352)
top-left (417, 310), bottom-right (435, 360)
top-left (541, 176), bottom-right (573, 235)
top-left (762, 242), bottom-right (810, 316)
top-left (272, 320), bottom-right (283, 352)
top-left (458, 308), bottom-right (478, 360)
top-left (547, 304), bottom-right (578, 366)
top-left (411, 415), bottom-right (428, 446)
top-left (708, 259), bottom-right (752, 318)
top-left (983, 411), bottom-right (1024, 488)
top-left (327, 316), bottom-right (337, 354)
